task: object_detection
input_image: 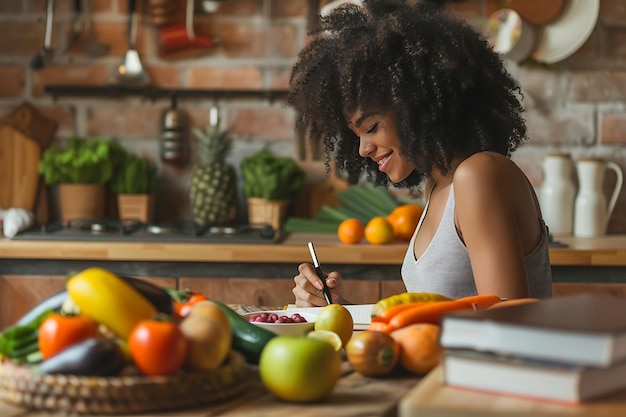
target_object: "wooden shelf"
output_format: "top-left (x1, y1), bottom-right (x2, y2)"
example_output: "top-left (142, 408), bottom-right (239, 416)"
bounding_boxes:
top-left (44, 85), bottom-right (290, 102)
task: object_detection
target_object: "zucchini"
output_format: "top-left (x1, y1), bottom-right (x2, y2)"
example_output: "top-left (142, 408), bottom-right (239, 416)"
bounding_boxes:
top-left (209, 301), bottom-right (275, 365)
top-left (16, 275), bottom-right (174, 328)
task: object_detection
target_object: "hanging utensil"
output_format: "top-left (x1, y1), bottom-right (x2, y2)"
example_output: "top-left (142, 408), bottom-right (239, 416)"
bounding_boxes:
top-left (30, 0), bottom-right (55, 70)
top-left (160, 94), bottom-right (188, 165)
top-left (158, 0), bottom-right (217, 59)
top-left (114, 0), bottom-right (151, 86)
top-left (82, 0), bottom-right (110, 57)
top-left (55, 0), bottom-right (82, 60)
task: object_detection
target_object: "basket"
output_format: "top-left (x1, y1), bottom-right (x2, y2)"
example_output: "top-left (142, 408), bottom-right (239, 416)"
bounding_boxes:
top-left (0, 350), bottom-right (249, 415)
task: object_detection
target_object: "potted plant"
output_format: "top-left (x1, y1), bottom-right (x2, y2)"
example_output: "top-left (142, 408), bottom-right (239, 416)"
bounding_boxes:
top-left (38, 137), bottom-right (124, 224)
top-left (241, 149), bottom-right (306, 230)
top-left (110, 153), bottom-right (160, 222)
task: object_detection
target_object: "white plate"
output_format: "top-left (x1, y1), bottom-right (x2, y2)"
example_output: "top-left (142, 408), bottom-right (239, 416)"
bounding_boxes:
top-left (532, 0), bottom-right (599, 64)
top-left (242, 310), bottom-right (317, 336)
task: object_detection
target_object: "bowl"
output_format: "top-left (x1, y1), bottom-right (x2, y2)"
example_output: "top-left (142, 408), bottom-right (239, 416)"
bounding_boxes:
top-left (242, 310), bottom-right (317, 336)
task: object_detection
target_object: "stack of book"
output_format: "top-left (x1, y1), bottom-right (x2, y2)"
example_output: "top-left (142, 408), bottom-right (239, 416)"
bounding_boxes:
top-left (438, 293), bottom-right (626, 404)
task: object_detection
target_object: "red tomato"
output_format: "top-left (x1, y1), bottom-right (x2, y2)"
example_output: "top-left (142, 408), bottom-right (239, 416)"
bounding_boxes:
top-left (176, 293), bottom-right (209, 318)
top-left (128, 319), bottom-right (188, 376)
top-left (38, 314), bottom-right (99, 360)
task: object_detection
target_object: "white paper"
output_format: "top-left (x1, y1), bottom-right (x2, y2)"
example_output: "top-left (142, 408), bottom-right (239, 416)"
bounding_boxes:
top-left (286, 304), bottom-right (374, 330)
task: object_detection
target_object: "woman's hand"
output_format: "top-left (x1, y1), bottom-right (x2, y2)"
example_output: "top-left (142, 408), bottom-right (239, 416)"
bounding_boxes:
top-left (293, 263), bottom-right (343, 307)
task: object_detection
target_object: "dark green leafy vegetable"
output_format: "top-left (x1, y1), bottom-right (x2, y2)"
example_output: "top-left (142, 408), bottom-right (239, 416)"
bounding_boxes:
top-left (110, 154), bottom-right (159, 194)
top-left (37, 137), bottom-right (125, 185)
top-left (241, 149), bottom-right (306, 201)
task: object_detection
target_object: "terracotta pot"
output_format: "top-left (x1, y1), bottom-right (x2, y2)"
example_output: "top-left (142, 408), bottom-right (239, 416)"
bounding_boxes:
top-left (58, 183), bottom-right (105, 224)
top-left (117, 193), bottom-right (155, 223)
top-left (247, 198), bottom-right (289, 230)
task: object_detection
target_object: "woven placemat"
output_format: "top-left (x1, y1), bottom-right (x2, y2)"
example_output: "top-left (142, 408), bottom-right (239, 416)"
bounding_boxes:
top-left (0, 350), bottom-right (249, 415)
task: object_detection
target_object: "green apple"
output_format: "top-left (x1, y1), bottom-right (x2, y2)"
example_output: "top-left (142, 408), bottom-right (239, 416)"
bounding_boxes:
top-left (259, 335), bottom-right (342, 403)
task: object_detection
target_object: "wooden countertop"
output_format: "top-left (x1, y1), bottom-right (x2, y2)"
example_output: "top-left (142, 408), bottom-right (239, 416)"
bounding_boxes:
top-left (1, 233), bottom-right (626, 266)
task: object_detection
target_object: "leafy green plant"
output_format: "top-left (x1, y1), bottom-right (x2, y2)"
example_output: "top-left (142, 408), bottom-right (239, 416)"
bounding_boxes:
top-left (241, 149), bottom-right (306, 201)
top-left (38, 137), bottom-right (124, 185)
top-left (110, 154), bottom-right (159, 194)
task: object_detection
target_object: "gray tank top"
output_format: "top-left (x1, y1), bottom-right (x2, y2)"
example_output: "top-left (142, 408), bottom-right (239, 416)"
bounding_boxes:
top-left (401, 184), bottom-right (552, 299)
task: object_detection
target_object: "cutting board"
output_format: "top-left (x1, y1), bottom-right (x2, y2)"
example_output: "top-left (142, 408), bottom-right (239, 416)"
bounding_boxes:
top-left (399, 366), bottom-right (626, 417)
top-left (0, 126), bottom-right (42, 211)
top-left (505, 0), bottom-right (566, 25)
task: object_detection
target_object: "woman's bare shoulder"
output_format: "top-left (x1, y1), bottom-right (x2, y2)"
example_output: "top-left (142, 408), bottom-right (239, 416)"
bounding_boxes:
top-left (453, 152), bottom-right (517, 188)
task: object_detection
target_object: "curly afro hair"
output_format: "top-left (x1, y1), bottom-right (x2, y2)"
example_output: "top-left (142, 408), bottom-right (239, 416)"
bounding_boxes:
top-left (288, 0), bottom-right (527, 189)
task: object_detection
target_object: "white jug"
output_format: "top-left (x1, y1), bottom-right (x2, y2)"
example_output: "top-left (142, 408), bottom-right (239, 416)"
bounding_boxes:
top-left (574, 158), bottom-right (623, 238)
top-left (541, 153), bottom-right (576, 237)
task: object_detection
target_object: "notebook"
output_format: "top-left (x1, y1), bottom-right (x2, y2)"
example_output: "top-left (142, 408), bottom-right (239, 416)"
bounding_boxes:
top-left (285, 304), bottom-right (373, 330)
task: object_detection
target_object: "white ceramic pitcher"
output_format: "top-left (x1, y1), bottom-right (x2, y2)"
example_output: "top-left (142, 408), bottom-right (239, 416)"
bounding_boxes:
top-left (574, 158), bottom-right (623, 238)
top-left (541, 153), bottom-right (576, 236)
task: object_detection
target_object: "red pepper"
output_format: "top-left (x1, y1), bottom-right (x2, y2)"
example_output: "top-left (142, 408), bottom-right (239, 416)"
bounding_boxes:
top-left (173, 291), bottom-right (208, 318)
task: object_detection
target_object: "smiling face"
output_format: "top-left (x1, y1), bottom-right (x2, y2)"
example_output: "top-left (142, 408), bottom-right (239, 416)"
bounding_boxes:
top-left (349, 109), bottom-right (416, 184)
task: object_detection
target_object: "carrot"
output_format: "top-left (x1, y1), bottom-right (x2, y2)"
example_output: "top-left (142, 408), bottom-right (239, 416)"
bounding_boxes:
top-left (388, 300), bottom-right (474, 330)
top-left (370, 315), bottom-right (388, 323)
top-left (375, 302), bottom-right (426, 323)
top-left (453, 294), bottom-right (503, 310)
top-left (367, 321), bottom-right (396, 333)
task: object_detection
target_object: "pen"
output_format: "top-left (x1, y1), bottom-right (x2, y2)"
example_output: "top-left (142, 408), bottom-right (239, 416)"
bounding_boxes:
top-left (307, 241), bottom-right (333, 305)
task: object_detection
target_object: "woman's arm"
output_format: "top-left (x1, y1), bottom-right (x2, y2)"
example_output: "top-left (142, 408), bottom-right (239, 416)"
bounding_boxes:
top-left (453, 153), bottom-right (538, 299)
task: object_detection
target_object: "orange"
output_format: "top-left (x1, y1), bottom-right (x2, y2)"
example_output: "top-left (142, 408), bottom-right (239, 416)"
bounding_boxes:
top-left (386, 204), bottom-right (423, 241)
top-left (337, 218), bottom-right (365, 244)
top-left (364, 216), bottom-right (395, 245)
top-left (390, 323), bottom-right (442, 375)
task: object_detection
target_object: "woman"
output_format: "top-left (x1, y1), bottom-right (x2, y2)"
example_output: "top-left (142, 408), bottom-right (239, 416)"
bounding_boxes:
top-left (289, 0), bottom-right (552, 306)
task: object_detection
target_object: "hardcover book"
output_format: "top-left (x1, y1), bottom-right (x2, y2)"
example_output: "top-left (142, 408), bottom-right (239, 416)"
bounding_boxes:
top-left (442, 349), bottom-right (626, 404)
top-left (439, 294), bottom-right (626, 367)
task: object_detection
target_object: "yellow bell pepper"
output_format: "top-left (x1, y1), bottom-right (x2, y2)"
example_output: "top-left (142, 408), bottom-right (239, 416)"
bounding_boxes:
top-left (67, 268), bottom-right (157, 339)
top-left (371, 292), bottom-right (451, 317)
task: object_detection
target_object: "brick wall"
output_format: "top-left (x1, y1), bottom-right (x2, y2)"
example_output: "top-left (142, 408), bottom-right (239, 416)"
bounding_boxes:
top-left (2, 0), bottom-right (626, 234)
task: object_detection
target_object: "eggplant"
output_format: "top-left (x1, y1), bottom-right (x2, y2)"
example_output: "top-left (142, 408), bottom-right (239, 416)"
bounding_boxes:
top-left (118, 275), bottom-right (174, 315)
top-left (39, 338), bottom-right (126, 376)
top-left (16, 275), bottom-right (174, 327)
top-left (16, 290), bottom-right (68, 326)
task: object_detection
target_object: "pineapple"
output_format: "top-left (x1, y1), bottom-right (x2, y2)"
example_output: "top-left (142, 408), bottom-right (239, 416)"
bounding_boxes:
top-left (189, 108), bottom-right (238, 225)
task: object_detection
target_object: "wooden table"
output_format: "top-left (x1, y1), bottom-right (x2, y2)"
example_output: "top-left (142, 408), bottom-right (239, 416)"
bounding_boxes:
top-left (0, 363), bottom-right (421, 417)
top-left (400, 367), bottom-right (626, 417)
top-left (0, 306), bottom-right (422, 417)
